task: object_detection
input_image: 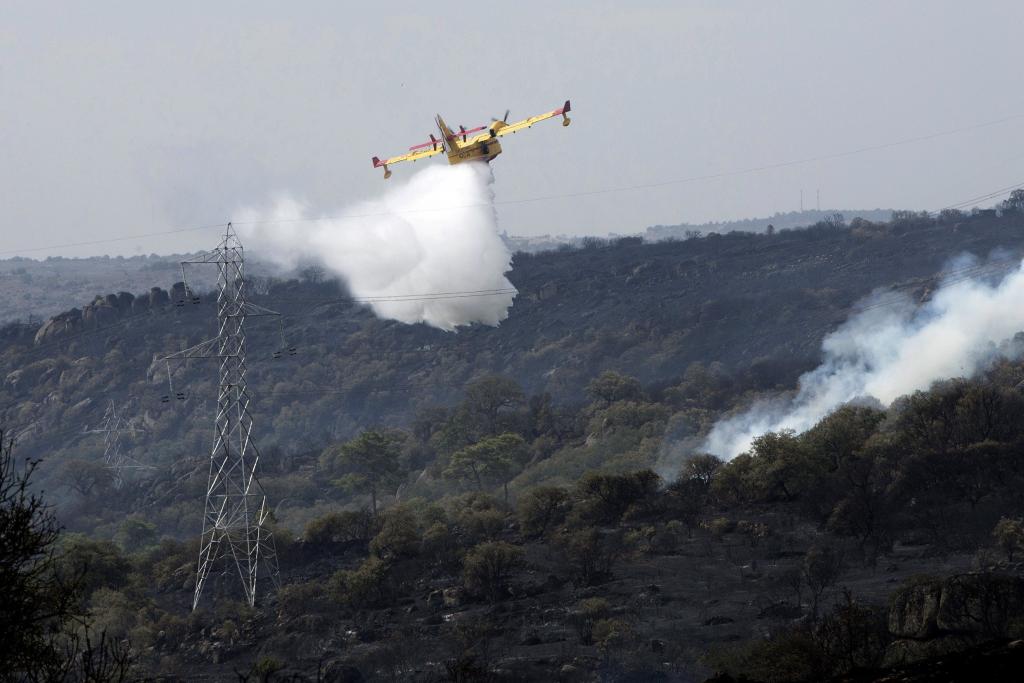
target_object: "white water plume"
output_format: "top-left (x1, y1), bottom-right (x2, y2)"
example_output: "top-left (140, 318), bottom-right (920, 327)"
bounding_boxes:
top-left (704, 256), bottom-right (1024, 459)
top-left (237, 162), bottom-right (515, 330)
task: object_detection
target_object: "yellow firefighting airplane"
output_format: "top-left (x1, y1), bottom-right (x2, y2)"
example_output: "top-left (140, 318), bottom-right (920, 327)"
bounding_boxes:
top-left (372, 100), bottom-right (571, 179)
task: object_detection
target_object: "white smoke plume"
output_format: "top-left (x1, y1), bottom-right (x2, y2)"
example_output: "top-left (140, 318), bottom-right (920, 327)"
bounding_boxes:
top-left (237, 162), bottom-right (515, 330)
top-left (704, 256), bottom-right (1024, 459)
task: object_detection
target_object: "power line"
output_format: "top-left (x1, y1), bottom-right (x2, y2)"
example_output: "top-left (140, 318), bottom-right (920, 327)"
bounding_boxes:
top-left (0, 223), bottom-right (227, 257)
top-left (938, 181), bottom-right (1024, 212)
top-left (229, 111), bottom-right (1024, 224)
top-left (4, 111), bottom-right (1024, 256)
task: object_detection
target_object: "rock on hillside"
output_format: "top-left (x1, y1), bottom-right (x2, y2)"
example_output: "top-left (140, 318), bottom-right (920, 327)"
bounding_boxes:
top-left (886, 573), bottom-right (1024, 665)
top-left (33, 286), bottom-right (175, 344)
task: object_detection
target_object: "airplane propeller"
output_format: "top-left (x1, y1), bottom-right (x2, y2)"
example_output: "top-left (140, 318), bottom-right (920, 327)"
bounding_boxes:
top-left (492, 109), bottom-right (511, 123)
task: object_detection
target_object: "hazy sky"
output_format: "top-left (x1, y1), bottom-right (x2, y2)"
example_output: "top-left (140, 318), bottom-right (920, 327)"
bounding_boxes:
top-left (3, 1), bottom-right (1024, 258)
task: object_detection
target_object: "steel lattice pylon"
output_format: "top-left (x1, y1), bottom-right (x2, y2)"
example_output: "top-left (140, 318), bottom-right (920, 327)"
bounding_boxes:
top-left (162, 223), bottom-right (279, 609)
top-left (85, 399), bottom-right (145, 489)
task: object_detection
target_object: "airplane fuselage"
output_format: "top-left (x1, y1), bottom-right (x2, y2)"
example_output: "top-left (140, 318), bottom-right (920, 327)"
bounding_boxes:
top-left (446, 137), bottom-right (503, 165)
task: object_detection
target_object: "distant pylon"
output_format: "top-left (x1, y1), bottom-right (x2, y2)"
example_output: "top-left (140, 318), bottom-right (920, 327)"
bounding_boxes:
top-left (160, 223), bottom-right (279, 610)
top-left (85, 399), bottom-right (146, 489)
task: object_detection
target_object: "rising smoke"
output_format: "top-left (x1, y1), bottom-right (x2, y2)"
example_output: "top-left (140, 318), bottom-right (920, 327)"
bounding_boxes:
top-left (237, 162), bottom-right (516, 331)
top-left (703, 255), bottom-right (1024, 459)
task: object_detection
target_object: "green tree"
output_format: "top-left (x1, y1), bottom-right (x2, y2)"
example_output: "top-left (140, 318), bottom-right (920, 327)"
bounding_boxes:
top-left (58, 458), bottom-right (115, 498)
top-left (575, 470), bottom-right (660, 524)
top-left (324, 429), bottom-right (405, 514)
top-left (748, 430), bottom-right (826, 502)
top-left (444, 433), bottom-right (528, 505)
top-left (303, 509), bottom-right (375, 545)
top-left (1, 434), bottom-right (77, 673)
top-left (993, 517), bottom-right (1024, 563)
top-left (115, 516), bottom-right (157, 553)
top-left (461, 375), bottom-right (525, 436)
top-left (586, 371), bottom-right (643, 406)
top-left (803, 405), bottom-right (885, 472)
top-left (0, 431), bottom-right (132, 679)
top-left (679, 453), bottom-right (723, 493)
top-left (802, 545), bottom-right (845, 619)
top-left (56, 536), bottom-right (131, 598)
top-left (560, 528), bottom-right (632, 585)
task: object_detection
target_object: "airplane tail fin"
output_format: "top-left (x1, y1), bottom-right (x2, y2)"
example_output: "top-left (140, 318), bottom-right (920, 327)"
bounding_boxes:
top-left (436, 115), bottom-right (458, 150)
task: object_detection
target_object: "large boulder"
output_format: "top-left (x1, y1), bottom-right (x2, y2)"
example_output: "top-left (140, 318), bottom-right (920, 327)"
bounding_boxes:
top-left (149, 287), bottom-right (170, 307)
top-left (885, 573), bottom-right (1024, 666)
top-left (936, 573), bottom-right (1024, 637)
top-left (33, 308), bottom-right (82, 344)
top-left (131, 293), bottom-right (151, 313)
top-left (81, 300), bottom-right (118, 327)
top-left (889, 580), bottom-right (943, 639)
top-left (170, 281), bottom-right (187, 305)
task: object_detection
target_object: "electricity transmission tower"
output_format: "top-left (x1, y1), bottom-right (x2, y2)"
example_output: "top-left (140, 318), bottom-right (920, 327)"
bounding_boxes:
top-left (85, 399), bottom-right (146, 489)
top-left (161, 223), bottom-right (280, 610)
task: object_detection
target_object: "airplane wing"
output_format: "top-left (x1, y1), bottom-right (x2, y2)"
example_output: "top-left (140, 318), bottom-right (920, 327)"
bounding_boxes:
top-left (482, 100), bottom-right (571, 140)
top-left (373, 146), bottom-right (444, 168)
top-left (372, 138), bottom-right (445, 177)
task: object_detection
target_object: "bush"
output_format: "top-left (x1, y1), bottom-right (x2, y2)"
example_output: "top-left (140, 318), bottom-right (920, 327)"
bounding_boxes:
top-left (369, 506), bottom-right (421, 561)
top-left (570, 597), bottom-right (612, 644)
top-left (816, 593), bottom-right (888, 672)
top-left (462, 541), bottom-right (524, 602)
top-left (703, 516), bottom-right (736, 539)
top-left (451, 493), bottom-right (506, 542)
top-left (706, 628), bottom-right (827, 683)
top-left (592, 618), bottom-right (632, 652)
top-left (650, 520), bottom-right (686, 554)
top-left (422, 522), bottom-right (460, 568)
top-left (303, 509), bottom-right (375, 545)
top-left (517, 486), bottom-right (570, 538)
top-left (56, 535), bottom-right (131, 598)
top-left (277, 581), bottom-right (327, 620)
top-left (330, 557), bottom-right (391, 608)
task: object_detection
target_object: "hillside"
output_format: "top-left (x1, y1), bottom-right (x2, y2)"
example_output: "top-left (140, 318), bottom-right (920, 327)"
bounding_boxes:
top-left (5, 209), bottom-right (1024, 680)
top-left (0, 253), bottom-right (224, 324)
top-left (644, 208), bottom-right (896, 241)
top-left (3, 211), bottom-right (1024, 522)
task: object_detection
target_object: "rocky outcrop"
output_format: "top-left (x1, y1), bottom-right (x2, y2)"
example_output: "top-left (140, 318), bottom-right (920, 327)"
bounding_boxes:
top-left (33, 286), bottom-right (172, 345)
top-left (33, 308), bottom-right (82, 344)
top-left (885, 573), bottom-right (1024, 666)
